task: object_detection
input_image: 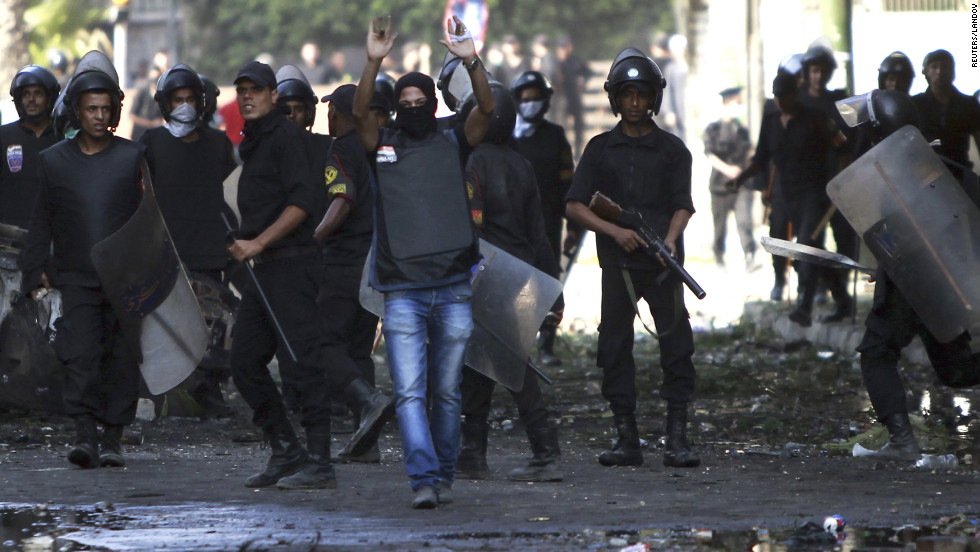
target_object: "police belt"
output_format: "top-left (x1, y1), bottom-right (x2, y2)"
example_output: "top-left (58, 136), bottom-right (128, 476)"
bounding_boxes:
top-left (252, 245), bottom-right (319, 265)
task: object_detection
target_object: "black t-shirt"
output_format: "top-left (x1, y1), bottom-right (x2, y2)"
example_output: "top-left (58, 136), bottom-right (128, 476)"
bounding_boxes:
top-left (0, 121), bottom-right (59, 228)
top-left (751, 106), bottom-right (836, 200)
top-left (237, 109), bottom-right (323, 249)
top-left (140, 126), bottom-right (237, 270)
top-left (21, 136), bottom-right (144, 289)
top-left (320, 130), bottom-right (374, 266)
top-left (566, 120), bottom-right (695, 271)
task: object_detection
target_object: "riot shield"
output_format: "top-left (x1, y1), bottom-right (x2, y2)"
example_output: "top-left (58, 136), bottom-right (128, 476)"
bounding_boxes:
top-left (90, 165), bottom-right (208, 395)
top-left (827, 126), bottom-right (980, 347)
top-left (359, 239), bottom-right (563, 391)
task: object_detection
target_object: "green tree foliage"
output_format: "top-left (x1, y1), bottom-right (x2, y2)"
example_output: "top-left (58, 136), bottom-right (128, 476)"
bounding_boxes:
top-left (183, 0), bottom-right (674, 83)
top-left (24, 0), bottom-right (111, 65)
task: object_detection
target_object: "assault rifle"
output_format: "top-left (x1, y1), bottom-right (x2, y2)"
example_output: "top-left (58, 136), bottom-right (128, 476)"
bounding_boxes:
top-left (588, 192), bottom-right (706, 300)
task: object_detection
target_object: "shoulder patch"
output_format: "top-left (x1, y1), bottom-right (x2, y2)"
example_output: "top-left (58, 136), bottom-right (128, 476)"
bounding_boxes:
top-left (324, 165), bottom-right (338, 185)
top-left (6, 145), bottom-right (23, 173)
top-left (328, 183), bottom-right (347, 197)
top-left (466, 181), bottom-right (475, 200)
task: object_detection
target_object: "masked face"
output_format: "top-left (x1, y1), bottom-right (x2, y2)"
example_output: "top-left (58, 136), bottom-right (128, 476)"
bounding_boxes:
top-left (164, 102), bottom-right (199, 138)
top-left (395, 86), bottom-right (436, 138)
top-left (518, 99), bottom-right (546, 121)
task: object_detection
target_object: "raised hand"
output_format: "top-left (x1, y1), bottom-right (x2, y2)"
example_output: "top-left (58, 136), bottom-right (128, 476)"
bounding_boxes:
top-left (366, 16), bottom-right (398, 62)
top-left (438, 15), bottom-right (476, 62)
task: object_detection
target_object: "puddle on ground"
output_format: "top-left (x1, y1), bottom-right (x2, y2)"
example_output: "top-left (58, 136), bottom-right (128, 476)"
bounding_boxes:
top-left (2, 504), bottom-right (977, 551)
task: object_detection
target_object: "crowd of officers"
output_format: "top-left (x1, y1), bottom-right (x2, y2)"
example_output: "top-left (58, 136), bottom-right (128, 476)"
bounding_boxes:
top-left (1, 12), bottom-right (978, 508)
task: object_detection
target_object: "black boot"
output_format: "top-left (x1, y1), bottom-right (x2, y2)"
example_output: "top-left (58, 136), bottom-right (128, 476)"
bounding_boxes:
top-left (537, 326), bottom-right (562, 367)
top-left (455, 419), bottom-right (490, 479)
top-left (663, 404), bottom-right (701, 468)
top-left (788, 293), bottom-right (813, 327)
top-left (598, 414), bottom-right (643, 467)
top-left (100, 424), bottom-right (125, 468)
top-left (865, 412), bottom-right (920, 462)
top-left (822, 293), bottom-right (852, 323)
top-left (245, 424), bottom-right (308, 488)
top-left (68, 415), bottom-right (100, 469)
top-left (276, 430), bottom-right (337, 490)
top-left (340, 379), bottom-right (395, 458)
top-left (508, 425), bottom-right (563, 482)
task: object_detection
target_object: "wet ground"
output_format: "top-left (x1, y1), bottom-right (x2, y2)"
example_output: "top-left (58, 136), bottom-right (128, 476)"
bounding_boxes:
top-left (1, 311), bottom-right (978, 551)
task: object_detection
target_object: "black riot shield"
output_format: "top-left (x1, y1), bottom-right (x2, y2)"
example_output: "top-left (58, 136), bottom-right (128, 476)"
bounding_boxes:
top-left (359, 239), bottom-right (563, 391)
top-left (90, 165), bottom-right (208, 395)
top-left (827, 126), bottom-right (980, 349)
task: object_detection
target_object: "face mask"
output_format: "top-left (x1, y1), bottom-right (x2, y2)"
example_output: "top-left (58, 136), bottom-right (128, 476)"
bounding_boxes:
top-left (518, 100), bottom-right (546, 122)
top-left (164, 103), bottom-right (199, 138)
top-left (395, 104), bottom-right (436, 138)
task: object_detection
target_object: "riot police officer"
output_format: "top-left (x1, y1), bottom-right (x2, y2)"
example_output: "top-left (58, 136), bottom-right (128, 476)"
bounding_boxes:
top-left (912, 50), bottom-right (980, 182)
top-left (454, 84), bottom-right (564, 483)
top-left (798, 43), bottom-right (854, 323)
top-left (1, 65), bottom-right (60, 229)
top-left (228, 60), bottom-right (334, 490)
top-left (21, 52), bottom-right (144, 469)
top-left (839, 89), bottom-right (979, 460)
top-left (565, 48), bottom-right (700, 469)
top-left (139, 63), bottom-right (238, 417)
top-left (510, 70), bottom-right (578, 366)
top-left (878, 51), bottom-right (915, 94)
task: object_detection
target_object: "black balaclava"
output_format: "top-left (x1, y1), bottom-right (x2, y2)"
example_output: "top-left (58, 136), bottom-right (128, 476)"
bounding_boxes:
top-left (394, 71), bottom-right (437, 138)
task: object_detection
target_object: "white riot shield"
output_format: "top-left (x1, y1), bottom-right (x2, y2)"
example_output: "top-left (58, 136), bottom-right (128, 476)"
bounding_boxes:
top-left (359, 239), bottom-right (563, 391)
top-left (827, 126), bottom-right (980, 345)
top-left (90, 165), bottom-right (208, 395)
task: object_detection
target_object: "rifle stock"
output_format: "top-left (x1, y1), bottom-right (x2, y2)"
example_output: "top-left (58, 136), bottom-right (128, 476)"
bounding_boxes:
top-left (588, 192), bottom-right (706, 300)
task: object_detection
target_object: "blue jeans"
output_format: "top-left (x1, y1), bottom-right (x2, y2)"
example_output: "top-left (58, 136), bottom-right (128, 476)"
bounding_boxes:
top-left (383, 280), bottom-right (473, 491)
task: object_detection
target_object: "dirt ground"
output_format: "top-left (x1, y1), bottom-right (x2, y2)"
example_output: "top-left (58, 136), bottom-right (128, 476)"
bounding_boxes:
top-left (1, 316), bottom-right (978, 551)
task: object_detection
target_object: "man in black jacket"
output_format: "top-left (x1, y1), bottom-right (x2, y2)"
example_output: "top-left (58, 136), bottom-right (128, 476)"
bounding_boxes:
top-left (21, 53), bottom-right (143, 470)
top-left (227, 60), bottom-right (333, 491)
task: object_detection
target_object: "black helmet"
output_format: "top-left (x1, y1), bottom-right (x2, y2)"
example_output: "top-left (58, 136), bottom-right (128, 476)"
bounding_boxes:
top-left (51, 89), bottom-right (74, 139)
top-left (199, 73), bottom-right (220, 124)
top-left (437, 52), bottom-right (465, 110)
top-left (10, 65), bottom-right (61, 117)
top-left (877, 52), bottom-right (914, 94)
top-left (836, 89), bottom-right (919, 144)
top-left (153, 63), bottom-right (204, 122)
top-left (275, 65), bottom-right (318, 127)
top-left (374, 73), bottom-right (396, 115)
top-left (777, 53), bottom-right (804, 77)
top-left (604, 48), bottom-right (666, 116)
top-left (457, 81), bottom-right (516, 145)
top-left (510, 70), bottom-right (553, 122)
top-left (64, 51), bottom-right (124, 129)
top-left (801, 44), bottom-right (836, 81)
top-left (47, 50), bottom-right (69, 73)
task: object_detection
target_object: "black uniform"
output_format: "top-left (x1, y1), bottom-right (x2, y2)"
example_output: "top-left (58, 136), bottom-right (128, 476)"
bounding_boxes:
top-left (565, 120), bottom-right (696, 414)
top-left (752, 105), bottom-right (839, 310)
top-left (0, 121), bottom-right (59, 229)
top-left (799, 88), bottom-right (859, 301)
top-left (139, 126), bottom-right (237, 275)
top-left (230, 108), bottom-right (330, 435)
top-left (317, 130), bottom-right (379, 391)
top-left (513, 120), bottom-right (576, 269)
top-left (461, 142), bottom-right (560, 427)
top-left (20, 136), bottom-right (144, 425)
top-left (702, 118), bottom-right (754, 263)
top-left (912, 85), bottom-right (980, 179)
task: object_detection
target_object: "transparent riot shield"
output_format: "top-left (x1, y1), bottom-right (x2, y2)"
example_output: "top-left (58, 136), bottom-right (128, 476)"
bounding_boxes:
top-left (827, 126), bottom-right (980, 346)
top-left (359, 239), bottom-right (563, 391)
top-left (90, 165), bottom-right (208, 395)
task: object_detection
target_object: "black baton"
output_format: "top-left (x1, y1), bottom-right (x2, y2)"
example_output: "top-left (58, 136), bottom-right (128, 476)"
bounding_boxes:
top-left (221, 212), bottom-right (298, 363)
